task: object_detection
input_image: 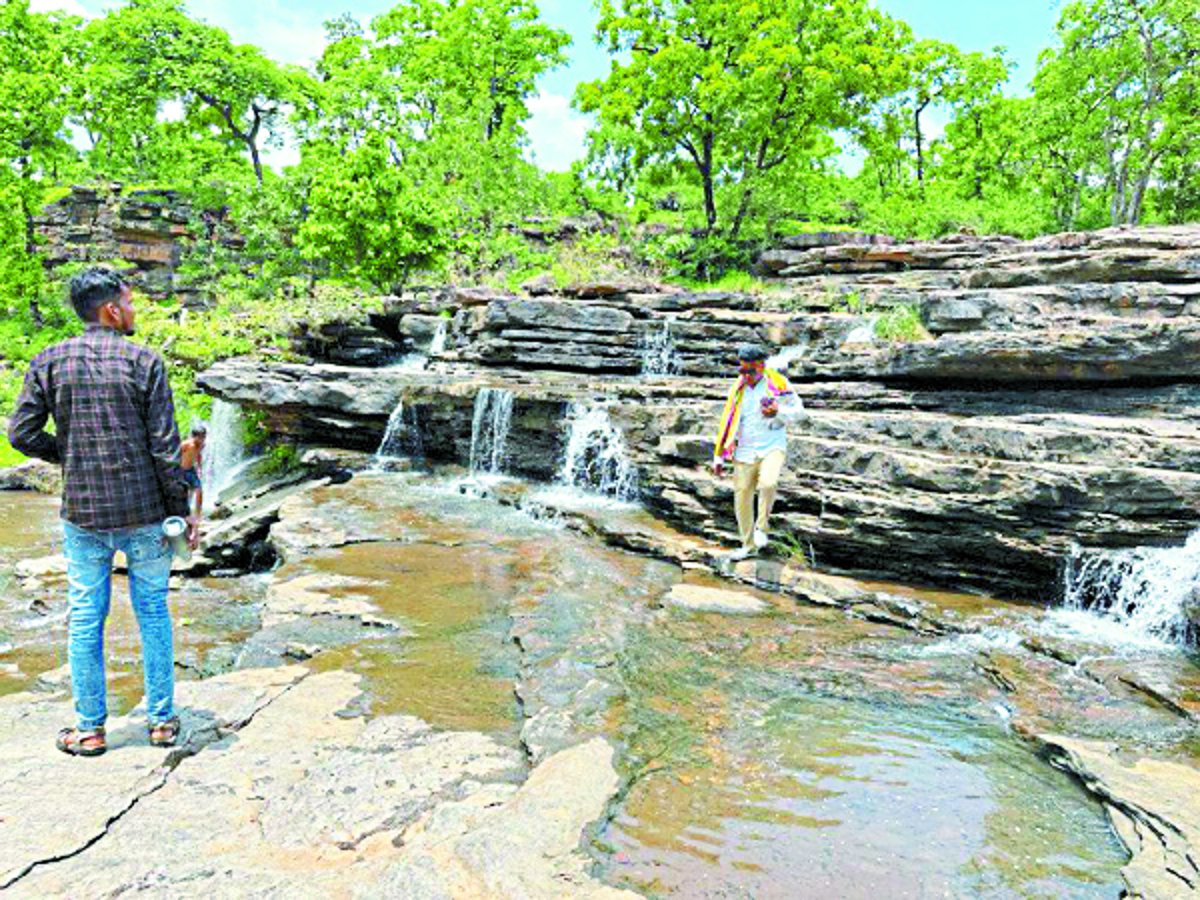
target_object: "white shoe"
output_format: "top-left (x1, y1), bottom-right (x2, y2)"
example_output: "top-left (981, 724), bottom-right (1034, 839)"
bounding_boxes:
top-left (752, 528), bottom-right (769, 550)
top-left (727, 546), bottom-right (755, 561)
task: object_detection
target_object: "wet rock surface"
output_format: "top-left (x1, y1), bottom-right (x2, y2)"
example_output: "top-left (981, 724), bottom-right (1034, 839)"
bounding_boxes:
top-left (1, 463), bottom-right (1197, 896)
top-left (199, 225), bottom-right (1200, 602)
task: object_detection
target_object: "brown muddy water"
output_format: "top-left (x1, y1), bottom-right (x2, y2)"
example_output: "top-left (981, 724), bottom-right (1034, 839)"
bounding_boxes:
top-left (3, 477), bottom-right (1186, 897)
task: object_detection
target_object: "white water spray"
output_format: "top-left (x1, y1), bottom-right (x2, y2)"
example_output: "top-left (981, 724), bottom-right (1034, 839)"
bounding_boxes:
top-left (766, 344), bottom-right (806, 372)
top-left (428, 318), bottom-right (449, 356)
top-left (842, 315), bottom-right (879, 346)
top-left (202, 400), bottom-right (247, 511)
top-left (641, 319), bottom-right (681, 376)
top-left (468, 388), bottom-right (514, 475)
top-left (376, 399), bottom-right (423, 461)
top-left (556, 403), bottom-right (638, 502)
top-left (388, 317), bottom-right (450, 371)
top-left (1059, 534), bottom-right (1200, 647)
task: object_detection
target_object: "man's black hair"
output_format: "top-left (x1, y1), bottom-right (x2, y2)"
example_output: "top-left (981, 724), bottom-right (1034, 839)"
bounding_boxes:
top-left (69, 268), bottom-right (127, 322)
top-left (191, 422), bottom-right (208, 437)
top-left (737, 343), bottom-right (769, 364)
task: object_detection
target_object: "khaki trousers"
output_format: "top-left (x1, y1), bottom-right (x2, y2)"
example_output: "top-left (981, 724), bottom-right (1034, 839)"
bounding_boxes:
top-left (732, 449), bottom-right (786, 549)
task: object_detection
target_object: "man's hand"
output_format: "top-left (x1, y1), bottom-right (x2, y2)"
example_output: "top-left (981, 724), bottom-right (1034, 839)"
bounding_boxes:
top-left (761, 398), bottom-right (779, 418)
top-left (711, 460), bottom-right (725, 477)
top-left (186, 515), bottom-right (201, 551)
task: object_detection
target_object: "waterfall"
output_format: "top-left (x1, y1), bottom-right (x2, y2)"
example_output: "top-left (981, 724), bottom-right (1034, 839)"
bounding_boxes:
top-left (388, 318), bottom-right (449, 371)
top-left (1060, 534), bottom-right (1200, 647)
top-left (641, 319), bottom-right (681, 376)
top-left (766, 344), bottom-right (806, 372)
top-left (468, 388), bottom-right (514, 475)
top-left (202, 400), bottom-right (248, 511)
top-left (556, 403), bottom-right (637, 502)
top-left (842, 315), bottom-right (879, 346)
top-left (376, 399), bottom-right (424, 461)
top-left (428, 317), bottom-right (449, 356)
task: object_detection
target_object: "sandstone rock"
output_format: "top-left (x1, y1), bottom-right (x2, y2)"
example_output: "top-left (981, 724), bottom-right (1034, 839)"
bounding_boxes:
top-left (665, 582), bottom-right (769, 615)
top-left (0, 665), bottom-right (309, 891)
top-left (367, 738), bottom-right (636, 899)
top-left (882, 321), bottom-right (1200, 383)
top-left (34, 663), bottom-right (70, 690)
top-left (264, 572), bottom-right (403, 630)
top-left (14, 555), bottom-right (68, 584)
top-left (522, 273), bottom-right (559, 296)
top-left (0, 461), bottom-right (61, 494)
top-left (1037, 734), bottom-right (1200, 899)
top-left (4, 666), bottom-right (621, 899)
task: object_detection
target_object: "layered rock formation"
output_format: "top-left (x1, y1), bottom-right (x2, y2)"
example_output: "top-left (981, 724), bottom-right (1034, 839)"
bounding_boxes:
top-left (34, 184), bottom-right (240, 304)
top-left (199, 225), bottom-right (1200, 606)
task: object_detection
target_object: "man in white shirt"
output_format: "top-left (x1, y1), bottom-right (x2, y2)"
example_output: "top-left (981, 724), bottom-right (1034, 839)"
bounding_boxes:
top-left (712, 344), bottom-right (805, 560)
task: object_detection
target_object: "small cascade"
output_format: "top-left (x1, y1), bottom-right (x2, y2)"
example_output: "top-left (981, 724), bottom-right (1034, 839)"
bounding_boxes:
top-left (388, 318), bottom-right (449, 371)
top-left (556, 403), bottom-right (637, 502)
top-left (842, 315), bottom-right (879, 346)
top-left (641, 319), bottom-right (681, 376)
top-left (202, 400), bottom-right (247, 511)
top-left (428, 317), bottom-right (449, 356)
top-left (766, 343), bottom-right (806, 372)
top-left (468, 388), bottom-right (514, 475)
top-left (376, 399), bottom-right (424, 462)
top-left (1060, 535), bottom-right (1200, 647)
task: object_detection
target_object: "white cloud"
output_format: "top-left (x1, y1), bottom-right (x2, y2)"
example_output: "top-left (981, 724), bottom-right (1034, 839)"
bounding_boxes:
top-left (524, 90), bottom-right (591, 172)
top-left (196, 0), bottom-right (329, 67)
top-left (28, 0), bottom-right (89, 16)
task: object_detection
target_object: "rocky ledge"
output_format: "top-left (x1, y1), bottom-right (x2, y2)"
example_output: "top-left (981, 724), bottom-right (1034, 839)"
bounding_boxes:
top-left (198, 224), bottom-right (1200, 613)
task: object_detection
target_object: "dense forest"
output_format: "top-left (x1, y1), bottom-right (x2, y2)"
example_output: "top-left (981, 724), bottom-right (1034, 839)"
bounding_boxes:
top-left (1, 0), bottom-right (1198, 456)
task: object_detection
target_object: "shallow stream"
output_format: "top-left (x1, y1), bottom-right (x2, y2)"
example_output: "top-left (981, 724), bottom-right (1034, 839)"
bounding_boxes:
top-left (4, 475), bottom-right (1197, 896)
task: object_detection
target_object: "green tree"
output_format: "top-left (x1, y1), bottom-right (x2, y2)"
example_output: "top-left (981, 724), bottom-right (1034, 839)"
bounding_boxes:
top-left (1034, 0), bottom-right (1200, 227)
top-left (296, 138), bottom-right (452, 290)
top-left (77, 0), bottom-right (306, 186)
top-left (296, 0), bottom-right (569, 282)
top-left (577, 0), bottom-right (910, 239)
top-left (0, 0), bottom-right (79, 323)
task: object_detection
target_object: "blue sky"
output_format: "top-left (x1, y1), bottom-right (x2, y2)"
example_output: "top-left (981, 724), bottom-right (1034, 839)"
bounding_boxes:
top-left (34, 0), bottom-right (1065, 171)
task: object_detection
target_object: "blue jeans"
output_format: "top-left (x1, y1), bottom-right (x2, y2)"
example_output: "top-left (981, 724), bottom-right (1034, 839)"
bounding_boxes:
top-left (63, 521), bottom-right (176, 729)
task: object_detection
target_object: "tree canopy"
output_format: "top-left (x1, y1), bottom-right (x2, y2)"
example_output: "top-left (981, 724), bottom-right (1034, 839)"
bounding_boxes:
top-left (0, 0), bottom-right (1196, 303)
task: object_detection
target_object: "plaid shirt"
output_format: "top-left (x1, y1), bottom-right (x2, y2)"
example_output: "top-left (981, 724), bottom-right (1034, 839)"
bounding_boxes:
top-left (8, 324), bottom-right (189, 530)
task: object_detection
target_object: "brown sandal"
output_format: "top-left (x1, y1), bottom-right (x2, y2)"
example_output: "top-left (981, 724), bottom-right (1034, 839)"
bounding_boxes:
top-left (56, 726), bottom-right (107, 757)
top-left (148, 718), bottom-right (181, 747)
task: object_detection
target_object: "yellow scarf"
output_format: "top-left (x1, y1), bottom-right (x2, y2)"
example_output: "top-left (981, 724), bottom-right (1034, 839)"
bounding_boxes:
top-left (714, 368), bottom-right (791, 462)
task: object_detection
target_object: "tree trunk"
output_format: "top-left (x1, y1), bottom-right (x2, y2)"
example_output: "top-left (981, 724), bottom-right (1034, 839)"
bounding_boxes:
top-left (701, 131), bottom-right (717, 234)
top-left (730, 187), bottom-right (753, 241)
top-left (914, 100), bottom-right (928, 187)
top-left (21, 192), bottom-right (42, 326)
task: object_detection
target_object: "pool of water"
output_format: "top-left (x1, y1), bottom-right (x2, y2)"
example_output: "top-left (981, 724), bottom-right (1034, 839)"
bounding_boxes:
top-left (0, 481), bottom-right (1154, 897)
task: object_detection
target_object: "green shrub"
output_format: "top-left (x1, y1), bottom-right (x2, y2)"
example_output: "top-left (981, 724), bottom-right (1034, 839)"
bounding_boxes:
top-left (874, 304), bottom-right (931, 342)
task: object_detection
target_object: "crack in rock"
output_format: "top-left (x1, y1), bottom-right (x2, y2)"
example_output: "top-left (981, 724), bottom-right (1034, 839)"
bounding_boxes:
top-left (0, 668), bottom-right (310, 890)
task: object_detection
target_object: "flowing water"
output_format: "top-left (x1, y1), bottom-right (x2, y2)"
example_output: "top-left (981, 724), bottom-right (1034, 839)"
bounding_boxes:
top-left (554, 403), bottom-right (638, 502)
top-left (1058, 534), bottom-right (1200, 648)
top-left (202, 399), bottom-right (249, 510)
top-left (375, 400), bottom-right (424, 462)
top-left (388, 317), bottom-right (449, 371)
top-left (642, 319), bottom-right (682, 376)
top-left (468, 388), bottom-right (514, 476)
top-left (5, 475), bottom-right (1192, 896)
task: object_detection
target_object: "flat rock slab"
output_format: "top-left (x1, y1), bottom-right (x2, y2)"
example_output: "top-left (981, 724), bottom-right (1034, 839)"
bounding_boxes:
top-left (263, 570), bottom-right (405, 630)
top-left (3, 666), bottom-right (627, 898)
top-left (0, 665), bottom-right (308, 889)
top-left (1038, 733), bottom-right (1200, 899)
top-left (665, 582), bottom-right (769, 615)
top-left (366, 737), bottom-right (637, 899)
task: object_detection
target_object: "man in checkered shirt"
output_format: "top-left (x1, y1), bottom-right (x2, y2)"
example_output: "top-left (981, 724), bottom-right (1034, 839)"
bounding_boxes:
top-left (8, 268), bottom-right (196, 757)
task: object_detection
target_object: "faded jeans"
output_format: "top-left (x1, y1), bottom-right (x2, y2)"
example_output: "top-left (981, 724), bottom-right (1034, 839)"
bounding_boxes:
top-left (62, 521), bottom-right (175, 730)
